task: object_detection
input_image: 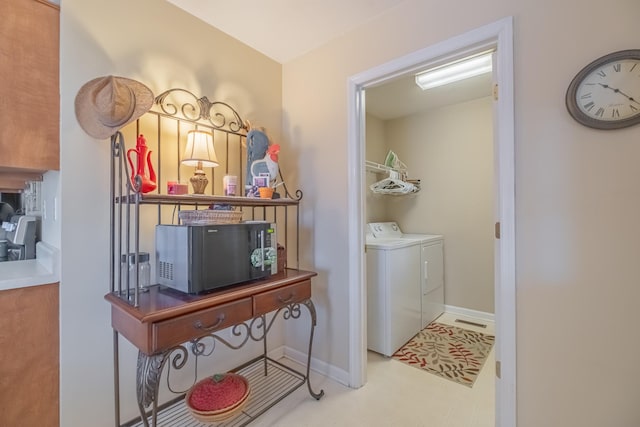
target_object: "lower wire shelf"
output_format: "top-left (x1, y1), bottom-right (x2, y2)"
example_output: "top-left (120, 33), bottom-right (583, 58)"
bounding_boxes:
top-left (123, 356), bottom-right (306, 427)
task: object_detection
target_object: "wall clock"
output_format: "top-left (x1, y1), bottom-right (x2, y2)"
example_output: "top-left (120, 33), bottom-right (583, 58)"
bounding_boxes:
top-left (566, 49), bottom-right (640, 130)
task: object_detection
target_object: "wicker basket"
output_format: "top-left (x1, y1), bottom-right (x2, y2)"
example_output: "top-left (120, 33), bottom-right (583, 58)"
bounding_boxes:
top-left (178, 209), bottom-right (243, 225)
top-left (185, 373), bottom-right (250, 422)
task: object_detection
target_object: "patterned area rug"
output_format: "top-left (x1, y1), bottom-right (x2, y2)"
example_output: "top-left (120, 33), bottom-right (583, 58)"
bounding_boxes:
top-left (392, 322), bottom-right (495, 387)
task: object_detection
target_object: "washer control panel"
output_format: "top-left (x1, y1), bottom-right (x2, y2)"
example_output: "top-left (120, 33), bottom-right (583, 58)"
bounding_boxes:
top-left (367, 222), bottom-right (402, 238)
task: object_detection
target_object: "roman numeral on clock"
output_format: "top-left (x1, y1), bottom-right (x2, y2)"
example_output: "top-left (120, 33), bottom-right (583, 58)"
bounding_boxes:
top-left (583, 101), bottom-right (595, 111)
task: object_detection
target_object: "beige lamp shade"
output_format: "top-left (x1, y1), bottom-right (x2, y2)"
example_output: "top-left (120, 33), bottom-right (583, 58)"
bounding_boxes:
top-left (182, 130), bottom-right (219, 170)
top-left (182, 130), bottom-right (219, 194)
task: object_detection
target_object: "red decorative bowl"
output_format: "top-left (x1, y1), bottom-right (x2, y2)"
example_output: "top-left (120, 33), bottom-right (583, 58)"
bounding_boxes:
top-left (185, 373), bottom-right (251, 422)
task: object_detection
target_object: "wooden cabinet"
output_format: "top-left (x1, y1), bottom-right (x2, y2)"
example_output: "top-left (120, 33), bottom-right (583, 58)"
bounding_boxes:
top-left (0, 0), bottom-right (60, 189)
top-left (0, 282), bottom-right (59, 427)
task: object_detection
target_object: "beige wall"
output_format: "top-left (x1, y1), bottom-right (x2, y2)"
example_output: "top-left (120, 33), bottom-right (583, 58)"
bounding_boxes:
top-left (56, 0), bottom-right (640, 425)
top-left (365, 113), bottom-right (388, 223)
top-left (282, 1), bottom-right (640, 426)
top-left (385, 96), bottom-right (495, 313)
top-left (59, 0), bottom-right (282, 425)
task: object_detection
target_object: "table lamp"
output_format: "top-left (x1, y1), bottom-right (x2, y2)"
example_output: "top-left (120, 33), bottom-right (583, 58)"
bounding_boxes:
top-left (182, 130), bottom-right (219, 194)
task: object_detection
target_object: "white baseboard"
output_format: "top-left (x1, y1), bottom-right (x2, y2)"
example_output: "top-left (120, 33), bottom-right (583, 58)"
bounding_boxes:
top-left (444, 305), bottom-right (495, 324)
top-left (271, 345), bottom-right (350, 387)
top-left (266, 345), bottom-right (286, 360)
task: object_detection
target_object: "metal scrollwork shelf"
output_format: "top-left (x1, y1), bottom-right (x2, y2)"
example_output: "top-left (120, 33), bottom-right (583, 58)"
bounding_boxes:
top-left (105, 89), bottom-right (323, 427)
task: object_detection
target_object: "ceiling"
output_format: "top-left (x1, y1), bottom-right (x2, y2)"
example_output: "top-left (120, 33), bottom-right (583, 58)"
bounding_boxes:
top-left (166, 0), bottom-right (408, 64)
top-left (166, 0), bottom-right (492, 119)
top-left (365, 72), bottom-right (493, 120)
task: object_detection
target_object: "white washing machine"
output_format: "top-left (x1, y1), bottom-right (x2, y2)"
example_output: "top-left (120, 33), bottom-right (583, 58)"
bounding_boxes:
top-left (366, 222), bottom-right (444, 356)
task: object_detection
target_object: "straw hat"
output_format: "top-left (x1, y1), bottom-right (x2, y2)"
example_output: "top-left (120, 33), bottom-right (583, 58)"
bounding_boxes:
top-left (75, 75), bottom-right (153, 139)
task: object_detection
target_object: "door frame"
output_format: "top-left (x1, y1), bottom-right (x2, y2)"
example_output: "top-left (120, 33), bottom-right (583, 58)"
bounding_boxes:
top-left (346, 16), bottom-right (516, 427)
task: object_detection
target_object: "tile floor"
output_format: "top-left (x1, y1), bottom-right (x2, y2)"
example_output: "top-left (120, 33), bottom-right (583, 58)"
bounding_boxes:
top-left (255, 312), bottom-right (495, 426)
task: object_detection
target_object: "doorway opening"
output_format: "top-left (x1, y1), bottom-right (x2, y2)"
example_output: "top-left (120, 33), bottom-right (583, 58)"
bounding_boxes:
top-left (347, 17), bottom-right (515, 427)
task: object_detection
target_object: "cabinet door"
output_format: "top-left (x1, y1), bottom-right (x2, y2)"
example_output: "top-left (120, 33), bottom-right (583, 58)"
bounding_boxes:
top-left (0, 0), bottom-right (60, 173)
top-left (0, 283), bottom-right (59, 427)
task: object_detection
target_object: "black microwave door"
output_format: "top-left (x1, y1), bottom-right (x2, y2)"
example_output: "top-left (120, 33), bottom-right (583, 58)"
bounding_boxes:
top-left (195, 225), bottom-right (251, 288)
top-left (193, 224), bottom-right (266, 291)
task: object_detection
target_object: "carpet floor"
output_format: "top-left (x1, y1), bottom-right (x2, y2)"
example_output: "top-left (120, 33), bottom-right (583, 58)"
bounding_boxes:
top-left (392, 321), bottom-right (495, 387)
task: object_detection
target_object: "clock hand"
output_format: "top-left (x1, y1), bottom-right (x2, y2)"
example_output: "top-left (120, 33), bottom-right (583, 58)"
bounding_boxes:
top-left (598, 83), bottom-right (640, 104)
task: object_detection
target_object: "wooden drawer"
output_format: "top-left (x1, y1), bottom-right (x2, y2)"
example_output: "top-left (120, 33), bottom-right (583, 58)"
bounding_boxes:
top-left (253, 280), bottom-right (311, 316)
top-left (152, 298), bottom-right (252, 352)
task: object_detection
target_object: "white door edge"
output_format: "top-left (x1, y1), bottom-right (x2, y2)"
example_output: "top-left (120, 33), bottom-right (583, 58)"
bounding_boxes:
top-left (346, 16), bottom-right (516, 427)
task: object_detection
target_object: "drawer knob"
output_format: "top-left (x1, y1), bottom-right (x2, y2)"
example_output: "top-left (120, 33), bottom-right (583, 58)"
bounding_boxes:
top-left (194, 314), bottom-right (226, 331)
top-left (277, 293), bottom-right (295, 304)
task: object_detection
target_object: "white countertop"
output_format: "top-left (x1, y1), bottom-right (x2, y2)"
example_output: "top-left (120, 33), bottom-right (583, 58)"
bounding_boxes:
top-left (0, 241), bottom-right (59, 291)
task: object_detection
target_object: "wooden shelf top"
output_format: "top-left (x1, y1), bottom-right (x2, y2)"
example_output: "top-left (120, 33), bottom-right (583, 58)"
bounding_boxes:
top-left (115, 193), bottom-right (300, 207)
top-left (105, 268), bottom-right (317, 324)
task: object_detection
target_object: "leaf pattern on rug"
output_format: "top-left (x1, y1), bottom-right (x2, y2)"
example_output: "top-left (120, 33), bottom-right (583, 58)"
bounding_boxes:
top-left (392, 322), bottom-right (494, 387)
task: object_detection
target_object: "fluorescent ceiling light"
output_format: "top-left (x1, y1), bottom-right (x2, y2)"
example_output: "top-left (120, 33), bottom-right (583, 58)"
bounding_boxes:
top-left (415, 51), bottom-right (493, 90)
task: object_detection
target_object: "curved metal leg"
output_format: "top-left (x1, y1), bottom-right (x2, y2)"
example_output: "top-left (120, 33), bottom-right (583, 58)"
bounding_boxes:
top-left (136, 351), bottom-right (168, 427)
top-left (301, 299), bottom-right (325, 400)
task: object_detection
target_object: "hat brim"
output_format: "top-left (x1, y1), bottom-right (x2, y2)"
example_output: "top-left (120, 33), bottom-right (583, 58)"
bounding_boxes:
top-left (75, 76), bottom-right (154, 139)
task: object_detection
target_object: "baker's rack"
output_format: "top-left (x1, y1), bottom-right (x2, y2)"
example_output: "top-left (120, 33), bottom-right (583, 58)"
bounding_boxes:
top-left (107, 89), bottom-right (323, 427)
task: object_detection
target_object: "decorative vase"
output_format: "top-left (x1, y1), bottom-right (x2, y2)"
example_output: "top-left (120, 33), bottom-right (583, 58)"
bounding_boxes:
top-left (126, 134), bottom-right (157, 193)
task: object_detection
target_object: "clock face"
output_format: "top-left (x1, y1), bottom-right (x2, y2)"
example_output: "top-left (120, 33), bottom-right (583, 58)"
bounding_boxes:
top-left (566, 50), bottom-right (640, 129)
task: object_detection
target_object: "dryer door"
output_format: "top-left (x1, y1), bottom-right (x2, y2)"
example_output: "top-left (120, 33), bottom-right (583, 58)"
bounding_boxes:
top-left (421, 240), bottom-right (444, 328)
top-left (421, 241), bottom-right (443, 294)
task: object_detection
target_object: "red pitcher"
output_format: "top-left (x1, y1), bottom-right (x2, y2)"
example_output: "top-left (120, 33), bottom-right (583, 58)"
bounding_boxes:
top-left (126, 134), bottom-right (157, 193)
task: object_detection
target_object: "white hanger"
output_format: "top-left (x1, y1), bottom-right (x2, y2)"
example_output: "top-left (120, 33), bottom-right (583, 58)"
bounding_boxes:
top-left (370, 170), bottom-right (417, 195)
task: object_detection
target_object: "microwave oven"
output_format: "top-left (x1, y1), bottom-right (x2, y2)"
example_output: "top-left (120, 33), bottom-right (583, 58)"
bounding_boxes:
top-left (155, 221), bottom-right (277, 294)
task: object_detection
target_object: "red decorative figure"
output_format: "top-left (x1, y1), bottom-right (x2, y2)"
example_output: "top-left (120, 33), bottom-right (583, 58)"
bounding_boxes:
top-left (126, 134), bottom-right (157, 193)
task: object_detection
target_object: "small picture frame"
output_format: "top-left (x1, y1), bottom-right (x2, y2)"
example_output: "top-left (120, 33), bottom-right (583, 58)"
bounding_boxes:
top-left (253, 176), bottom-right (269, 188)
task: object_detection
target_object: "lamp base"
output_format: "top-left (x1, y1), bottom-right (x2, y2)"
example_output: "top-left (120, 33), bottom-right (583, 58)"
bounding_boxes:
top-left (190, 171), bottom-right (209, 194)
